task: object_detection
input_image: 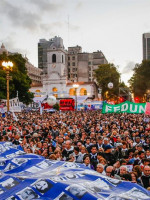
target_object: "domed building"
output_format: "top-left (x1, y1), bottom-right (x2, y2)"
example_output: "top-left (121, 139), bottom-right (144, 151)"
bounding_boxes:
top-left (0, 43), bottom-right (8, 55)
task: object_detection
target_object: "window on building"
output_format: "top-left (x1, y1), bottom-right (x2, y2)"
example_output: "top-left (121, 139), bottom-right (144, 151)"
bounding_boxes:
top-left (72, 56), bottom-right (75, 60)
top-left (80, 88), bottom-right (87, 96)
top-left (69, 88), bottom-right (76, 96)
top-left (52, 54), bottom-right (56, 63)
top-left (52, 87), bottom-right (58, 92)
top-left (62, 55), bottom-right (63, 63)
top-left (68, 62), bottom-right (70, 66)
top-left (72, 62), bottom-right (75, 66)
top-left (35, 90), bottom-right (41, 93)
top-left (68, 57), bottom-right (70, 60)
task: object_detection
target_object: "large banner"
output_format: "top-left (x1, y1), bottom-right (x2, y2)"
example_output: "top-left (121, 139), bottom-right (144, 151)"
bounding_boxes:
top-left (0, 142), bottom-right (149, 199)
top-left (102, 101), bottom-right (146, 114)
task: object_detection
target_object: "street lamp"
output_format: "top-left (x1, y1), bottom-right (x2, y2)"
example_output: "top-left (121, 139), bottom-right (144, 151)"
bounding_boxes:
top-left (108, 82), bottom-right (113, 89)
top-left (2, 61), bottom-right (13, 112)
top-left (73, 84), bottom-right (79, 111)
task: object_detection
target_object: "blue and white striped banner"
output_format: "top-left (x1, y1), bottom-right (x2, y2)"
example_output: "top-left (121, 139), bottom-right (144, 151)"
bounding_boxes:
top-left (0, 142), bottom-right (149, 200)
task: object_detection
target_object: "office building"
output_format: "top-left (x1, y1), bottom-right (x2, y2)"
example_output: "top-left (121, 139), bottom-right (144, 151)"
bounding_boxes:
top-left (143, 33), bottom-right (150, 60)
top-left (67, 46), bottom-right (108, 82)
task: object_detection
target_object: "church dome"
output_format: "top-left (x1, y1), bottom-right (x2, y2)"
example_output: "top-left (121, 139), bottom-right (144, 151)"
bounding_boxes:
top-left (0, 43), bottom-right (8, 55)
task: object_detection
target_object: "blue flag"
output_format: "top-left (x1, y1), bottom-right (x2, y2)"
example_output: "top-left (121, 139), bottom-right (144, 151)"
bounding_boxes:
top-left (0, 142), bottom-right (149, 200)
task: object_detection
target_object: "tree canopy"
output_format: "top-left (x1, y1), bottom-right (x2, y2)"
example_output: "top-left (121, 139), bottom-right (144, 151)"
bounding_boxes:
top-left (94, 63), bottom-right (121, 100)
top-left (0, 52), bottom-right (33, 104)
top-left (129, 60), bottom-right (150, 100)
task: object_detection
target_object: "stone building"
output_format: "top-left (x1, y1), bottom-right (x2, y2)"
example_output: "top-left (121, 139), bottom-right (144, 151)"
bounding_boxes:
top-left (38, 38), bottom-right (108, 83)
top-left (67, 46), bottom-right (108, 82)
top-left (25, 57), bottom-right (42, 86)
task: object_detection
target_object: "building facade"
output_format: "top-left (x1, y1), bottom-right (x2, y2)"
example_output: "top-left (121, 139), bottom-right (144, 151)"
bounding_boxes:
top-left (143, 33), bottom-right (150, 60)
top-left (38, 38), bottom-right (108, 83)
top-left (42, 36), bottom-right (67, 98)
top-left (68, 47), bottom-right (108, 82)
top-left (25, 57), bottom-right (42, 86)
top-left (38, 37), bottom-right (66, 74)
top-left (34, 36), bottom-right (98, 99)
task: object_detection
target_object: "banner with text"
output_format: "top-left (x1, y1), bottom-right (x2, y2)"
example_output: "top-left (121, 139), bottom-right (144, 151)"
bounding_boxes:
top-left (102, 101), bottom-right (146, 114)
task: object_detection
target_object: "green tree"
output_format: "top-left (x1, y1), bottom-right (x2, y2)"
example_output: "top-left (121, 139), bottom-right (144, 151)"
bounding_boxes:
top-left (94, 63), bottom-right (120, 100)
top-left (129, 60), bottom-right (150, 101)
top-left (0, 52), bottom-right (33, 104)
top-left (53, 102), bottom-right (60, 111)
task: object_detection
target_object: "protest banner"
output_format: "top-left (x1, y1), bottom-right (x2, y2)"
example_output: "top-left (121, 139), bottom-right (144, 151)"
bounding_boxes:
top-left (102, 101), bottom-right (146, 114)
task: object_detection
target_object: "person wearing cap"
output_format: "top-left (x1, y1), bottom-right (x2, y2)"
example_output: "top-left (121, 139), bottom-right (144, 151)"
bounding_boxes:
top-left (102, 144), bottom-right (116, 166)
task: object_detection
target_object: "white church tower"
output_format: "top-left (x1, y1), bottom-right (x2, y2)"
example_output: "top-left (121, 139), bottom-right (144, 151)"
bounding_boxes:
top-left (42, 36), bottom-right (67, 97)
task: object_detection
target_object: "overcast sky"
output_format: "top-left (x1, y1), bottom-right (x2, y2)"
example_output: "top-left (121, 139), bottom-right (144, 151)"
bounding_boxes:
top-left (0, 0), bottom-right (150, 84)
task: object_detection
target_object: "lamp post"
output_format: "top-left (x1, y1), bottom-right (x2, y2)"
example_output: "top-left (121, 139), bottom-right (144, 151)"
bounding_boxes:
top-left (73, 84), bottom-right (79, 111)
top-left (2, 61), bottom-right (13, 112)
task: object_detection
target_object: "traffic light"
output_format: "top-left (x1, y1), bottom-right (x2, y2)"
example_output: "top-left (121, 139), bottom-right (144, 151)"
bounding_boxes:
top-left (134, 97), bottom-right (139, 103)
top-left (119, 97), bottom-right (124, 103)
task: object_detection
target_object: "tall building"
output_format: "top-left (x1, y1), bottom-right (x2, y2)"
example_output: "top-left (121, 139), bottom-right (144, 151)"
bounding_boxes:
top-left (38, 37), bottom-right (65, 74)
top-left (68, 46), bottom-right (82, 82)
top-left (67, 46), bottom-right (108, 82)
top-left (143, 33), bottom-right (150, 60)
top-left (42, 36), bottom-right (67, 97)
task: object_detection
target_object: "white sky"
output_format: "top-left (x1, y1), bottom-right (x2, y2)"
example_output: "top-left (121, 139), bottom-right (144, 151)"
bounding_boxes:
top-left (0, 0), bottom-right (150, 84)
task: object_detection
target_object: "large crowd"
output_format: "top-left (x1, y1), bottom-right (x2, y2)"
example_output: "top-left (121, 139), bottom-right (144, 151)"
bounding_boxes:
top-left (0, 111), bottom-right (150, 190)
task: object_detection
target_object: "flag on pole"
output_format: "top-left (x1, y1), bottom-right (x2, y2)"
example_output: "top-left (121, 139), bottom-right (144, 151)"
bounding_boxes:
top-left (39, 101), bottom-right (43, 115)
top-left (0, 107), bottom-right (5, 118)
top-left (12, 110), bottom-right (18, 121)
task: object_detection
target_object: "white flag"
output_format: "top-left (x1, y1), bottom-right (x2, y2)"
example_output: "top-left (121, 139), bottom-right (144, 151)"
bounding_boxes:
top-left (12, 111), bottom-right (18, 121)
top-left (39, 101), bottom-right (43, 115)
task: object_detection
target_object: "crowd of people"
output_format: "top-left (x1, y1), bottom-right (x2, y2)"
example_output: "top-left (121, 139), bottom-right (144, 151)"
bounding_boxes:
top-left (0, 110), bottom-right (150, 190)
